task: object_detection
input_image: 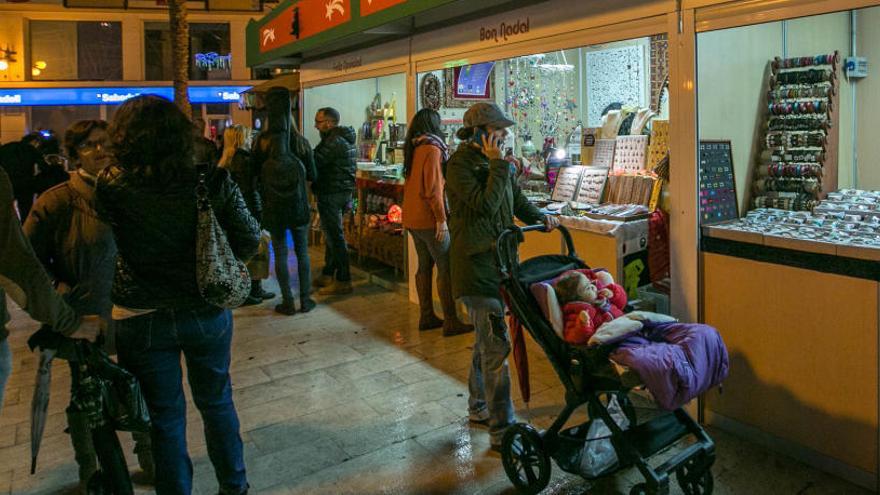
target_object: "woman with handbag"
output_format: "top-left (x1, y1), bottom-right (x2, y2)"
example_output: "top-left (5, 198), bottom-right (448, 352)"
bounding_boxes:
top-left (96, 96), bottom-right (259, 495)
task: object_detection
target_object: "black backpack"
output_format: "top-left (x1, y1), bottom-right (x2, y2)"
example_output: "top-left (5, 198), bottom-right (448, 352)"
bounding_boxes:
top-left (259, 131), bottom-right (310, 229)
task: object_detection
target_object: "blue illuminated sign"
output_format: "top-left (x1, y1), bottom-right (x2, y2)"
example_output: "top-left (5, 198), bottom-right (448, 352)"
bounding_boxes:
top-left (0, 85), bottom-right (252, 106)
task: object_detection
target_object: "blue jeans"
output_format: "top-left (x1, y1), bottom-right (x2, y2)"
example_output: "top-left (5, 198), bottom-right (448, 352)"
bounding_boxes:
top-left (115, 308), bottom-right (247, 495)
top-left (317, 192), bottom-right (352, 282)
top-left (269, 226), bottom-right (311, 302)
top-left (461, 296), bottom-right (515, 445)
top-left (0, 337), bottom-right (10, 415)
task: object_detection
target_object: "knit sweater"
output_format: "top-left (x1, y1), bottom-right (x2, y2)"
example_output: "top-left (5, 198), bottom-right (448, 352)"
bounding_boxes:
top-left (402, 144), bottom-right (447, 230)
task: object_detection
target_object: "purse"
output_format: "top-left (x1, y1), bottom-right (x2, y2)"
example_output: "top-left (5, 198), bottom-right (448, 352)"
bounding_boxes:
top-left (73, 340), bottom-right (151, 433)
top-left (195, 170), bottom-right (251, 308)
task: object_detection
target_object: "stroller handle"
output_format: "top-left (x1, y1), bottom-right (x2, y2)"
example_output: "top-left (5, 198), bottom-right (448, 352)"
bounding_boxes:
top-left (494, 223), bottom-right (577, 279)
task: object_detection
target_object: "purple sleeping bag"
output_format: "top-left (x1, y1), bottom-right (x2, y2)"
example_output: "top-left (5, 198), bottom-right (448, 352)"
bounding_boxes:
top-left (609, 321), bottom-right (729, 411)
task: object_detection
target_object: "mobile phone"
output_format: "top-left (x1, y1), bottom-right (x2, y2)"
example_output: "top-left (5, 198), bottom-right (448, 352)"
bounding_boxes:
top-left (471, 127), bottom-right (489, 146)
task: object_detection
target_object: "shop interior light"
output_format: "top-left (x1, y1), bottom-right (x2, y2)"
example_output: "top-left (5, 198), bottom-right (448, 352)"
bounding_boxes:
top-left (533, 51), bottom-right (574, 72)
top-left (31, 67), bottom-right (41, 76)
top-left (34, 60), bottom-right (47, 70)
top-left (0, 45), bottom-right (17, 71)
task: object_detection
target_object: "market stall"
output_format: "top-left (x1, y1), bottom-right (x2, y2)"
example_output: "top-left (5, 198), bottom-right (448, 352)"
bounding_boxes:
top-left (695, 3), bottom-right (880, 488)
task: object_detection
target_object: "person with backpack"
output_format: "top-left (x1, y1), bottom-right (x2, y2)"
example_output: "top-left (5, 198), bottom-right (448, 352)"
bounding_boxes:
top-left (252, 87), bottom-right (317, 315)
top-left (312, 107), bottom-right (356, 296)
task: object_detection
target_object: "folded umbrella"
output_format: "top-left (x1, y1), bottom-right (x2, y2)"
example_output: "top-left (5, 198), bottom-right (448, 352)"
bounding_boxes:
top-left (29, 346), bottom-right (57, 474)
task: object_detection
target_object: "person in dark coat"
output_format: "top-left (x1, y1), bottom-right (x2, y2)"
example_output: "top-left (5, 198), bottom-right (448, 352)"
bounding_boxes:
top-left (32, 131), bottom-right (70, 196)
top-left (0, 132), bottom-right (44, 221)
top-left (445, 102), bottom-right (558, 449)
top-left (0, 167), bottom-right (100, 417)
top-left (252, 87), bottom-right (317, 315)
top-left (312, 107), bottom-right (356, 296)
top-left (219, 124), bottom-right (275, 305)
top-left (96, 96), bottom-right (259, 495)
top-left (23, 119), bottom-right (153, 487)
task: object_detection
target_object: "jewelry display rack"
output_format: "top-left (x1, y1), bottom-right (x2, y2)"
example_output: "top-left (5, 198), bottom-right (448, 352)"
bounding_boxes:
top-left (751, 52), bottom-right (840, 211)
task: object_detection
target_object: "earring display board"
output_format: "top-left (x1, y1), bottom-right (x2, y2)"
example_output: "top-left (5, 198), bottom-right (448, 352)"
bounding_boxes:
top-left (551, 165), bottom-right (585, 202)
top-left (646, 120), bottom-right (669, 171)
top-left (699, 140), bottom-right (739, 225)
top-left (612, 135), bottom-right (649, 174)
top-left (751, 52), bottom-right (840, 211)
top-left (593, 139), bottom-right (617, 168)
top-left (575, 166), bottom-right (610, 204)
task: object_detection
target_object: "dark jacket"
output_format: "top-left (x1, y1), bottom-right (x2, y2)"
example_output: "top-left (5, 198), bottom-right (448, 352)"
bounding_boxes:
top-left (252, 88), bottom-right (317, 230)
top-left (446, 145), bottom-right (545, 300)
top-left (0, 168), bottom-right (79, 340)
top-left (0, 140), bottom-right (43, 219)
top-left (24, 170), bottom-right (116, 319)
top-left (96, 165), bottom-right (260, 310)
top-left (313, 126), bottom-right (357, 195)
top-left (225, 149), bottom-right (261, 220)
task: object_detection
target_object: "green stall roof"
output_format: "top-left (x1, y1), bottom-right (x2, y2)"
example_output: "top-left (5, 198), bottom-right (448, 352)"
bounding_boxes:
top-left (246, 0), bottom-right (547, 67)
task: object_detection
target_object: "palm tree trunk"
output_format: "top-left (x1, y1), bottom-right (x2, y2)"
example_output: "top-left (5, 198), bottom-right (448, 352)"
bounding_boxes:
top-left (169, 0), bottom-right (191, 119)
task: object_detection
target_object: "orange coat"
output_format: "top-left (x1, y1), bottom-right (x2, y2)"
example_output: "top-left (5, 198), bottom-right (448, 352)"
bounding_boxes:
top-left (402, 144), bottom-right (447, 230)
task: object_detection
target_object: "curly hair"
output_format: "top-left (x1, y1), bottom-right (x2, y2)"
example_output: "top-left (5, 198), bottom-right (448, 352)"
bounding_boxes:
top-left (64, 120), bottom-right (108, 162)
top-left (109, 95), bottom-right (194, 184)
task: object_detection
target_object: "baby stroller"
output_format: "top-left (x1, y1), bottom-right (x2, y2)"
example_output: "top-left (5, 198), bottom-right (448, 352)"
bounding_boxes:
top-left (495, 225), bottom-right (715, 495)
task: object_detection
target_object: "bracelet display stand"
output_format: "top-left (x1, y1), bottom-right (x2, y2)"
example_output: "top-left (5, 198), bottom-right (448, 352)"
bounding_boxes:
top-left (751, 52), bottom-right (840, 212)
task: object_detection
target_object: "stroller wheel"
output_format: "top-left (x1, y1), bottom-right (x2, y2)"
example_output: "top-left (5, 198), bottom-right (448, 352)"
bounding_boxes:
top-left (676, 456), bottom-right (714, 495)
top-left (501, 423), bottom-right (550, 494)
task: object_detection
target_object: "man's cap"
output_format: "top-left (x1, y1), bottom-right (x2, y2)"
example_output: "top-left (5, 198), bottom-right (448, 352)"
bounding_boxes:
top-left (463, 102), bottom-right (515, 129)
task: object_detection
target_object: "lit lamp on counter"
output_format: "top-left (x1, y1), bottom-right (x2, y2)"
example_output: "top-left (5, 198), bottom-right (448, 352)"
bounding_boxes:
top-left (0, 46), bottom-right (17, 71)
top-left (31, 60), bottom-right (47, 77)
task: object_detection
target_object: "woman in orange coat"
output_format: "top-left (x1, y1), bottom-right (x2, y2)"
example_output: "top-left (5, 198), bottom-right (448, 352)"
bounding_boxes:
top-left (402, 109), bottom-right (472, 336)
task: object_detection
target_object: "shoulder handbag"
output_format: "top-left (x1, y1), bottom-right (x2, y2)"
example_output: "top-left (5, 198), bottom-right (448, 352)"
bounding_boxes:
top-left (195, 170), bottom-right (252, 308)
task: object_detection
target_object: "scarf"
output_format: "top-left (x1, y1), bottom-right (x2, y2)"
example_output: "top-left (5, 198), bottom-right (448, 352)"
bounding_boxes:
top-left (414, 133), bottom-right (449, 163)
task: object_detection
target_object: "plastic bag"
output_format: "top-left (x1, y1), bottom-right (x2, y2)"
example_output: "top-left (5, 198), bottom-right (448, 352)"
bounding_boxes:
top-left (579, 395), bottom-right (630, 477)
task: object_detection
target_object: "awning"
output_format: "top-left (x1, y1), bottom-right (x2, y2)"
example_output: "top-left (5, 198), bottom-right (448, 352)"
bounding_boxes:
top-left (246, 0), bottom-right (549, 67)
top-left (239, 72), bottom-right (300, 109)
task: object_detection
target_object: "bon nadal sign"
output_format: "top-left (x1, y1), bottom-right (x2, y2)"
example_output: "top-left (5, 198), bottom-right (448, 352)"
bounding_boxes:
top-left (257, 0), bottom-right (410, 54)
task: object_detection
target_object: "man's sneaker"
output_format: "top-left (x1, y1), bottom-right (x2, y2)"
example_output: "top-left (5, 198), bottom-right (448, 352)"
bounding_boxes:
top-left (313, 274), bottom-right (334, 288)
top-left (469, 409), bottom-right (490, 424)
top-left (318, 280), bottom-right (353, 296)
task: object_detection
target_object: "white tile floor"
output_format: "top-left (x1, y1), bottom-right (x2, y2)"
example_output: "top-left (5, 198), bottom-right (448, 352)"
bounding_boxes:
top-left (0, 250), bottom-right (871, 494)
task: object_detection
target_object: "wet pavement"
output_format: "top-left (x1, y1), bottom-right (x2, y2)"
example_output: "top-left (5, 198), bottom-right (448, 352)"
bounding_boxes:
top-left (0, 249), bottom-right (872, 494)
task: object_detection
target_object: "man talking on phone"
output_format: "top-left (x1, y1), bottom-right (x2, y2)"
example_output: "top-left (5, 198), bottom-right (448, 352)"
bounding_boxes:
top-left (445, 102), bottom-right (559, 450)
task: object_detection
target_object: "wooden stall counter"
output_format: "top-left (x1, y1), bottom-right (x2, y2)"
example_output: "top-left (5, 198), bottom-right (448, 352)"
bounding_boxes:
top-left (701, 229), bottom-right (879, 490)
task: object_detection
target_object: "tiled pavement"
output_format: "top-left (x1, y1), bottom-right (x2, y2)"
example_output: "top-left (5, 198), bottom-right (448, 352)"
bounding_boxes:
top-left (0, 250), bottom-right (871, 494)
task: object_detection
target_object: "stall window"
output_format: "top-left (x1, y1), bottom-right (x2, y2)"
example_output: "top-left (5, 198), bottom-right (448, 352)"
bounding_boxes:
top-left (29, 21), bottom-right (122, 81)
top-left (145, 22), bottom-right (232, 81)
top-left (415, 35), bottom-right (671, 313)
top-left (697, 7), bottom-right (880, 229)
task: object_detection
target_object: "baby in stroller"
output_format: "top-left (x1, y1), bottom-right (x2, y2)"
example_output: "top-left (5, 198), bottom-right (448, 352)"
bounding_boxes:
top-left (551, 268), bottom-right (628, 345)
top-left (496, 225), bottom-right (726, 495)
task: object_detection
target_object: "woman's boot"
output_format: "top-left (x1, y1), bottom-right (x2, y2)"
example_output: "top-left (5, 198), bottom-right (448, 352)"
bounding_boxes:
top-left (416, 272), bottom-right (443, 330)
top-left (439, 283), bottom-right (474, 337)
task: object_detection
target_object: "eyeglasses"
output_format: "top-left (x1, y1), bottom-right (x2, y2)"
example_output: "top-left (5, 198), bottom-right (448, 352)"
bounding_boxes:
top-left (78, 140), bottom-right (105, 151)
top-left (314, 119), bottom-right (330, 125)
